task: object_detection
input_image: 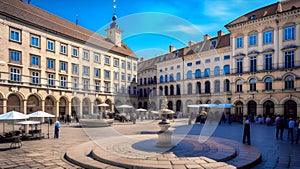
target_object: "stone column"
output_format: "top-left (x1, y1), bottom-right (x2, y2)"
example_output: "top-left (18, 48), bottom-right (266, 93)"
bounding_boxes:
top-left (41, 100), bottom-right (45, 112)
top-left (56, 101), bottom-right (60, 119)
top-left (257, 104), bottom-right (263, 116)
top-left (3, 99), bottom-right (7, 113)
top-left (274, 26), bottom-right (279, 69)
top-left (278, 27), bottom-right (283, 68)
top-left (91, 102), bottom-right (94, 115)
top-left (23, 100), bottom-right (27, 115)
top-left (68, 102), bottom-right (72, 115)
top-left (79, 101), bottom-right (83, 118)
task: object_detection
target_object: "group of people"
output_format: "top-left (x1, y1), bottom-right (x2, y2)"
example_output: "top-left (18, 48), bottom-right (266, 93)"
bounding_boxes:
top-left (275, 115), bottom-right (300, 144)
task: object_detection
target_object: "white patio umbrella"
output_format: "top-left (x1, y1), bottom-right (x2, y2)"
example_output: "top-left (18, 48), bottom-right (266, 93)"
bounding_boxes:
top-left (97, 103), bottom-right (110, 119)
top-left (29, 111), bottom-right (55, 139)
top-left (151, 111), bottom-right (160, 114)
top-left (0, 111), bottom-right (29, 133)
top-left (136, 108), bottom-right (147, 112)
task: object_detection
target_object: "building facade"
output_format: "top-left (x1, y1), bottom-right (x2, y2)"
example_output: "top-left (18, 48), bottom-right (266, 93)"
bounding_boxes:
top-left (138, 0), bottom-right (300, 119)
top-left (0, 0), bottom-right (138, 119)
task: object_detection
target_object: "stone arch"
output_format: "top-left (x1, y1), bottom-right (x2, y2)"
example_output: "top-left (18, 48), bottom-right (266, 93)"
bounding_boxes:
top-left (59, 97), bottom-right (69, 120)
top-left (259, 96), bottom-right (279, 105)
top-left (45, 95), bottom-right (57, 116)
top-left (82, 98), bottom-right (91, 116)
top-left (280, 95), bottom-right (300, 105)
top-left (105, 99), bottom-right (113, 112)
top-left (7, 93), bottom-right (23, 113)
top-left (0, 92), bottom-right (4, 114)
top-left (167, 101), bottom-right (173, 110)
top-left (71, 97), bottom-right (80, 117)
top-left (176, 100), bottom-right (182, 112)
top-left (6, 91), bottom-right (25, 100)
top-left (27, 94), bottom-right (42, 114)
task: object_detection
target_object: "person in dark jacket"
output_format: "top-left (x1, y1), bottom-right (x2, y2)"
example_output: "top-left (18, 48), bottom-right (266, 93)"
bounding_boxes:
top-left (243, 117), bottom-right (251, 145)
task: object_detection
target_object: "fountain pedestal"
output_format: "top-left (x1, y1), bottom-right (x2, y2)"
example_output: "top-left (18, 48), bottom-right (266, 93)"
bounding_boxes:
top-left (156, 119), bottom-right (174, 148)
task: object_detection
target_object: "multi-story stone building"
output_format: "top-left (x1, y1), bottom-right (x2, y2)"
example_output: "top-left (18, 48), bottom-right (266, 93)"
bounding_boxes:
top-left (138, 0), bottom-right (300, 119)
top-left (0, 0), bottom-right (138, 119)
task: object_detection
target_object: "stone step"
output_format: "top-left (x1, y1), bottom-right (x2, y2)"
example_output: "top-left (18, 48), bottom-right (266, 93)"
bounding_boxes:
top-left (64, 141), bottom-right (124, 169)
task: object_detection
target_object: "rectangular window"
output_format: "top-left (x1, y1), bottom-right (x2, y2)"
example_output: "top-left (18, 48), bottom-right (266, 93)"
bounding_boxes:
top-left (47, 59), bottom-right (55, 69)
top-left (236, 36), bottom-right (243, 48)
top-left (170, 66), bottom-right (174, 70)
top-left (31, 55), bottom-right (40, 67)
top-left (121, 61), bottom-right (125, 69)
top-left (250, 56), bottom-right (257, 72)
top-left (214, 57), bottom-right (220, 62)
top-left (47, 39), bottom-right (55, 51)
top-left (105, 56), bottom-right (110, 65)
top-left (60, 62), bottom-right (67, 71)
top-left (196, 60), bottom-right (201, 65)
top-left (284, 26), bottom-right (295, 41)
top-left (165, 68), bottom-right (168, 71)
top-left (127, 62), bottom-right (131, 70)
top-left (224, 55), bottom-right (230, 60)
top-left (121, 73), bottom-right (125, 81)
top-left (10, 67), bottom-right (21, 82)
top-left (263, 31), bottom-right (273, 44)
top-left (94, 68), bottom-right (100, 77)
top-left (72, 48), bottom-right (78, 57)
top-left (10, 50), bottom-right (21, 62)
top-left (237, 58), bottom-right (243, 73)
top-left (284, 51), bottom-right (294, 68)
top-left (249, 34), bottom-right (257, 46)
top-left (30, 34), bottom-right (40, 47)
top-left (210, 40), bottom-right (217, 49)
top-left (133, 64), bottom-right (137, 71)
top-left (83, 79), bottom-right (89, 90)
top-left (104, 82), bottom-right (110, 92)
top-left (73, 78), bottom-right (79, 89)
top-left (31, 71), bottom-right (39, 84)
top-left (114, 72), bottom-right (119, 80)
top-left (83, 51), bottom-right (89, 60)
top-left (60, 76), bottom-right (67, 87)
top-left (205, 59), bottom-right (210, 63)
top-left (48, 74), bottom-right (55, 86)
top-left (95, 81), bottom-right (100, 92)
top-left (177, 65), bottom-right (180, 69)
top-left (72, 64), bottom-right (78, 74)
top-left (187, 62), bottom-right (192, 66)
top-left (264, 54), bottom-right (272, 70)
top-left (104, 70), bottom-right (110, 79)
top-left (94, 54), bottom-right (100, 63)
top-left (10, 28), bottom-right (21, 42)
top-left (83, 66), bottom-right (89, 76)
top-left (60, 43), bottom-right (67, 54)
top-left (127, 74), bottom-right (131, 81)
top-left (114, 59), bottom-right (119, 67)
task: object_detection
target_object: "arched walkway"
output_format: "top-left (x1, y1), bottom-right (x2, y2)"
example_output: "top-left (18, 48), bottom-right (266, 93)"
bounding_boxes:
top-left (7, 94), bottom-right (22, 112)
top-left (284, 100), bottom-right (297, 118)
top-left (45, 96), bottom-right (56, 116)
top-left (263, 100), bottom-right (274, 117)
top-left (27, 94), bottom-right (41, 114)
top-left (82, 98), bottom-right (91, 116)
top-left (59, 97), bottom-right (68, 120)
top-left (71, 97), bottom-right (80, 117)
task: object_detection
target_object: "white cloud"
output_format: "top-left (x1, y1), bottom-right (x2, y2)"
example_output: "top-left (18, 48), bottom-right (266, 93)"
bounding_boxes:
top-left (203, 1), bottom-right (236, 19)
top-left (166, 24), bottom-right (221, 36)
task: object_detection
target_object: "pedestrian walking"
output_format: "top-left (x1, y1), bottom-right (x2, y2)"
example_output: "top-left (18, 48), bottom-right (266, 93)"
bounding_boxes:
top-left (243, 117), bottom-right (251, 145)
top-left (288, 118), bottom-right (295, 144)
top-left (275, 115), bottom-right (281, 139)
top-left (54, 120), bottom-right (60, 139)
top-left (296, 119), bottom-right (300, 144)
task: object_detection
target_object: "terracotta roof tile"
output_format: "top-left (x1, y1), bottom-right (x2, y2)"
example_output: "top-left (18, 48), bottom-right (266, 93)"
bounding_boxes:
top-left (0, 0), bottom-right (137, 58)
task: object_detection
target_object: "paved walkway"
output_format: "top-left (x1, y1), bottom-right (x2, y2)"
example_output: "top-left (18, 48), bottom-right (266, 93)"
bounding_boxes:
top-left (0, 119), bottom-right (299, 168)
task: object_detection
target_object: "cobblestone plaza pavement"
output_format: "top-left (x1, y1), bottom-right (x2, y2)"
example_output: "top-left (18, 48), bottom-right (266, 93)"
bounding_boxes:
top-left (0, 119), bottom-right (300, 168)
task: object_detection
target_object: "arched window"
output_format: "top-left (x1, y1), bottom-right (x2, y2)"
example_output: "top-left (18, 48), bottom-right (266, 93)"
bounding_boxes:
top-left (223, 65), bottom-right (230, 75)
top-left (236, 80), bottom-right (243, 92)
top-left (187, 70), bottom-right (193, 79)
top-left (187, 83), bottom-right (193, 94)
top-left (159, 86), bottom-right (163, 96)
top-left (170, 85), bottom-right (174, 95)
top-left (224, 79), bottom-right (230, 92)
top-left (196, 82), bottom-right (201, 94)
top-left (195, 69), bottom-right (201, 78)
top-left (164, 86), bottom-right (169, 96)
top-left (285, 75), bottom-right (294, 89)
top-left (144, 88), bottom-right (147, 97)
top-left (176, 84), bottom-right (181, 95)
top-left (139, 88), bottom-right (143, 97)
top-left (265, 77), bottom-right (272, 90)
top-left (160, 75), bottom-right (164, 83)
top-left (250, 78), bottom-right (256, 91)
top-left (214, 80), bottom-right (220, 93)
top-left (205, 81), bottom-right (210, 93)
top-left (165, 75), bottom-right (168, 82)
top-left (176, 72), bottom-right (181, 81)
top-left (204, 68), bottom-right (210, 77)
top-left (169, 74), bottom-right (174, 82)
top-left (214, 66), bottom-right (220, 76)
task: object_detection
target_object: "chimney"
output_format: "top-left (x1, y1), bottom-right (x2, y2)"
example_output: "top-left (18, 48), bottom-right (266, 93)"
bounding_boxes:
top-left (218, 30), bottom-right (224, 37)
top-left (204, 34), bottom-right (211, 41)
top-left (188, 41), bottom-right (196, 46)
top-left (169, 45), bottom-right (175, 53)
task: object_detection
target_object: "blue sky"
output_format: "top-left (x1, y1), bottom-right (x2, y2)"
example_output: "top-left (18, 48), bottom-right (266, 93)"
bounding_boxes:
top-left (30, 0), bottom-right (279, 58)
